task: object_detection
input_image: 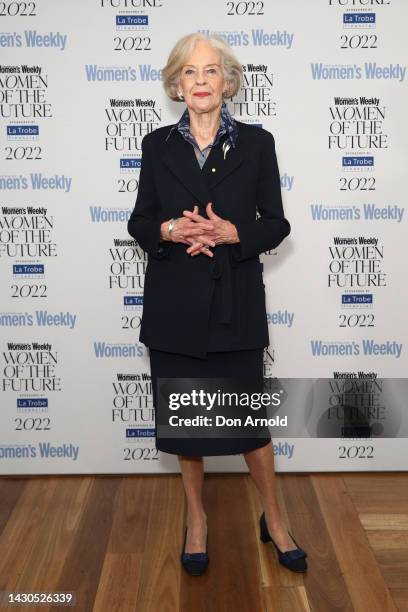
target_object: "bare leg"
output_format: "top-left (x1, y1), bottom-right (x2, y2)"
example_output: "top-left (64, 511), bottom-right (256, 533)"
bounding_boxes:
top-left (178, 455), bottom-right (208, 553)
top-left (243, 441), bottom-right (297, 552)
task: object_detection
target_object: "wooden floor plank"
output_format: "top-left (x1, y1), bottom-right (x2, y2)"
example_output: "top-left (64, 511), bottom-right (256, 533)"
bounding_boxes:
top-left (0, 478), bottom-right (26, 538)
top-left (53, 477), bottom-right (121, 612)
top-left (366, 530), bottom-right (408, 550)
top-left (359, 514), bottom-right (408, 531)
top-left (344, 474), bottom-right (408, 514)
top-left (93, 553), bottom-right (142, 612)
top-left (373, 549), bottom-right (408, 589)
top-left (281, 474), bottom-right (353, 612)
top-left (108, 475), bottom-right (155, 554)
top-left (13, 477), bottom-right (93, 597)
top-left (312, 474), bottom-right (397, 612)
top-left (0, 477), bottom-right (59, 592)
top-left (135, 476), bottom-right (183, 612)
top-left (389, 588), bottom-right (408, 610)
top-left (263, 585), bottom-right (311, 612)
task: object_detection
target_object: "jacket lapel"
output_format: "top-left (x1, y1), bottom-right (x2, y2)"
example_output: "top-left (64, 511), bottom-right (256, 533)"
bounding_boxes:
top-left (161, 129), bottom-right (209, 204)
top-left (160, 127), bottom-right (245, 205)
top-left (202, 135), bottom-right (245, 190)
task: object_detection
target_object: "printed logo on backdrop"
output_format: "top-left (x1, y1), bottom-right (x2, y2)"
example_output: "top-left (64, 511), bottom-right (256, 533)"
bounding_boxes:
top-left (310, 21), bottom-right (406, 83)
top-left (328, 96), bottom-right (387, 178)
top-left (328, 235), bottom-right (385, 328)
top-left (87, 207), bottom-right (144, 327)
top-left (100, 94), bottom-right (160, 203)
top-left (329, 0), bottom-right (391, 5)
top-left (1, 340), bottom-right (62, 452)
top-left (0, 32), bottom-right (67, 50)
top-left (309, 94), bottom-right (403, 222)
top-left (266, 310), bottom-right (294, 329)
top-left (2, 341), bottom-right (60, 395)
top-left (310, 62), bottom-right (406, 81)
top-left (84, 64), bottom-right (161, 85)
top-left (111, 371), bottom-right (156, 459)
top-left (342, 12), bottom-right (376, 30)
top-left (285, 375), bottom-right (407, 467)
top-left (105, 98), bottom-right (160, 153)
top-left (329, 0), bottom-right (392, 51)
top-left (104, 97), bottom-right (161, 194)
top-left (1, 65), bottom-right (72, 191)
top-left (310, 339), bottom-right (402, 359)
top-left (2, 64), bottom-right (50, 155)
top-left (0, 205), bottom-right (59, 303)
top-left (100, 0), bottom-right (165, 52)
top-left (225, 1), bottom-right (264, 16)
top-left (0, 3), bottom-right (40, 16)
top-left (235, 63), bottom-right (276, 124)
top-left (113, 97), bottom-right (160, 194)
top-left (310, 204), bottom-right (404, 224)
top-left (254, 376), bottom-right (406, 442)
top-left (86, 0), bottom-right (163, 190)
top-left (310, 375), bottom-right (404, 446)
top-left (123, 294), bottom-right (143, 331)
top-left (307, 371), bottom-right (407, 465)
top-left (108, 237), bottom-right (145, 328)
top-left (0, 442), bottom-right (79, 462)
top-left (109, 237), bottom-right (146, 290)
top-left (93, 342), bottom-right (145, 358)
top-left (0, 173), bottom-right (72, 192)
top-left (197, 28), bottom-right (294, 49)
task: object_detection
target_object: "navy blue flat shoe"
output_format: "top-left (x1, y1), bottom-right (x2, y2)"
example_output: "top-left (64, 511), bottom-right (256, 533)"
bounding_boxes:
top-left (181, 526), bottom-right (209, 576)
top-left (259, 512), bottom-right (308, 573)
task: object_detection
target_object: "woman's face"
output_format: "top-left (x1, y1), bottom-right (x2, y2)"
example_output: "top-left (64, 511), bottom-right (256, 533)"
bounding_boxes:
top-left (178, 41), bottom-right (227, 115)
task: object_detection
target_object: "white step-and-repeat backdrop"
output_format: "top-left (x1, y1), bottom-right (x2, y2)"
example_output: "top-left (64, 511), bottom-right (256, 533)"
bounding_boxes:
top-left (1, 0), bottom-right (407, 474)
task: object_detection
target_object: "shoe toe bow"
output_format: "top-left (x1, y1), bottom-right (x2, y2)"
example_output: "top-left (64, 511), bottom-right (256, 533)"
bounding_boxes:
top-left (181, 527), bottom-right (209, 576)
top-left (181, 552), bottom-right (208, 561)
top-left (259, 513), bottom-right (308, 572)
top-left (280, 548), bottom-right (307, 562)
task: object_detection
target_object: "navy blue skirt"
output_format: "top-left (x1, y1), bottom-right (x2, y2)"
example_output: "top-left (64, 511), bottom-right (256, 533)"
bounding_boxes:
top-left (149, 348), bottom-right (272, 456)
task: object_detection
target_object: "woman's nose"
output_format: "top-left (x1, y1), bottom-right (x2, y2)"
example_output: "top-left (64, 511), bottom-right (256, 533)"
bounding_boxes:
top-left (195, 71), bottom-right (206, 83)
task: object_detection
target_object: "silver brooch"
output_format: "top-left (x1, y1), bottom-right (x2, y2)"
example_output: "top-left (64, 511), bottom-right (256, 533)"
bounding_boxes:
top-left (222, 140), bottom-right (231, 160)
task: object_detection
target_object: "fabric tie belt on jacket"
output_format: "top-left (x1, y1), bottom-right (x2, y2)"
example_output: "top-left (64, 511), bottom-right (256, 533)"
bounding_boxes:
top-left (210, 246), bottom-right (238, 324)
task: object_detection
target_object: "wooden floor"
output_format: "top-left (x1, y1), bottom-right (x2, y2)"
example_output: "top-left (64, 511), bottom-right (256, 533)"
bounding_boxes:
top-left (0, 472), bottom-right (407, 612)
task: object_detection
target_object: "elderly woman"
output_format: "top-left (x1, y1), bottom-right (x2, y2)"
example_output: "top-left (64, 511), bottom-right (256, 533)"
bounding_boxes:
top-left (127, 32), bottom-right (307, 576)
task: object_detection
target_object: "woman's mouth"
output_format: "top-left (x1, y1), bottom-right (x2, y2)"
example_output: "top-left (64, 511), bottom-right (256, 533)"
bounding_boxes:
top-left (193, 92), bottom-right (210, 97)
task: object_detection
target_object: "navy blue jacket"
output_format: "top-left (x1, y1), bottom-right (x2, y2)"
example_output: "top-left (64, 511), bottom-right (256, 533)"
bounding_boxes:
top-left (127, 120), bottom-right (291, 358)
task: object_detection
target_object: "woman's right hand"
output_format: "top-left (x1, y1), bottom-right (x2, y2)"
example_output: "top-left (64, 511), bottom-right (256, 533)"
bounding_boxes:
top-left (160, 206), bottom-right (215, 257)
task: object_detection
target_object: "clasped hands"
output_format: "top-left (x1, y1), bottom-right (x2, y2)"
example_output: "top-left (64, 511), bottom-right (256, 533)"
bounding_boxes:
top-left (161, 202), bottom-right (239, 258)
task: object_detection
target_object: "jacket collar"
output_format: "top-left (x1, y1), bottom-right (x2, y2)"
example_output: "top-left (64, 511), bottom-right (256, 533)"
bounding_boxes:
top-left (160, 107), bottom-right (244, 206)
top-left (165, 100), bottom-right (238, 149)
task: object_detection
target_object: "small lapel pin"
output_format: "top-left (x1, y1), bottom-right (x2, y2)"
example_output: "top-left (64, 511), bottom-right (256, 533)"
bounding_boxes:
top-left (222, 140), bottom-right (231, 160)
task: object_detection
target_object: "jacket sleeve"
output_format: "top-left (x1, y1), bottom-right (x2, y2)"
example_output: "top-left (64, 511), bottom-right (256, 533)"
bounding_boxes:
top-left (231, 130), bottom-right (290, 262)
top-left (127, 133), bottom-right (173, 260)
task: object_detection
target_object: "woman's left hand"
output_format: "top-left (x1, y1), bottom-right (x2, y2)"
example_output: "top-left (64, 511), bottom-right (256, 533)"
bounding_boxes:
top-left (182, 202), bottom-right (239, 256)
